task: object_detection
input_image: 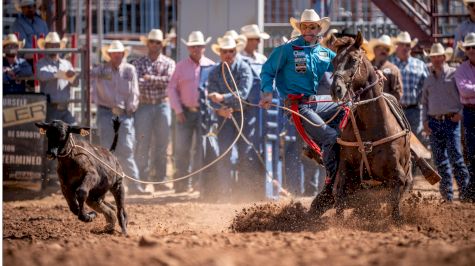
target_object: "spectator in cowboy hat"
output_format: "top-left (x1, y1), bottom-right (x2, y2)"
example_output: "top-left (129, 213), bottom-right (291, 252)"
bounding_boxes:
top-left (454, 32), bottom-right (475, 201)
top-left (240, 24), bottom-right (270, 64)
top-left (422, 42), bottom-right (469, 202)
top-left (11, 0), bottom-right (49, 50)
top-left (390, 31), bottom-right (429, 146)
top-left (133, 29), bottom-right (176, 193)
top-left (91, 40), bottom-right (148, 196)
top-left (167, 31), bottom-right (214, 193)
top-left (368, 34), bottom-right (403, 101)
top-left (207, 35), bottom-right (265, 200)
top-left (3, 33), bottom-right (33, 93)
top-left (454, 0), bottom-right (475, 59)
top-left (36, 32), bottom-right (76, 124)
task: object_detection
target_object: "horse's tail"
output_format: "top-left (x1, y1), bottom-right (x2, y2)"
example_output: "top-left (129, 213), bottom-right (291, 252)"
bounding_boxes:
top-left (110, 116), bottom-right (121, 152)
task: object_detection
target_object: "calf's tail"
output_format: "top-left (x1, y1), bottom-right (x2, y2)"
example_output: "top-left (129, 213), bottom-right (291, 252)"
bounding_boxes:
top-left (110, 116), bottom-right (121, 152)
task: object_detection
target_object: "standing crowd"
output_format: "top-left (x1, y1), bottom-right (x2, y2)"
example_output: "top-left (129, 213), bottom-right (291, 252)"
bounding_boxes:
top-left (3, 0), bottom-right (475, 202)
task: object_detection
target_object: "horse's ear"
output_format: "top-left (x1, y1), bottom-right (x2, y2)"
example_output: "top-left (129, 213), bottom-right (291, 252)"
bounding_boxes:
top-left (354, 31), bottom-right (363, 49)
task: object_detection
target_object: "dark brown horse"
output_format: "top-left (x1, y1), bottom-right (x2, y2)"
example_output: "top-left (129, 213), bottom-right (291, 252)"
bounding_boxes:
top-left (330, 32), bottom-right (412, 221)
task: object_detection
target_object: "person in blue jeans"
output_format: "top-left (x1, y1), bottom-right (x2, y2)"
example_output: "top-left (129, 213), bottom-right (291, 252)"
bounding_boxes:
top-left (133, 29), bottom-right (176, 193)
top-left (422, 44), bottom-right (470, 202)
top-left (455, 32), bottom-right (475, 201)
top-left (260, 9), bottom-right (340, 215)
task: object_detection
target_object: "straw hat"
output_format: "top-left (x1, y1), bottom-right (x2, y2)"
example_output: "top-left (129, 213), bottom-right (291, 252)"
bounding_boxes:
top-left (463, 0), bottom-right (475, 5)
top-left (218, 30), bottom-right (247, 47)
top-left (211, 35), bottom-right (245, 55)
top-left (457, 32), bottom-right (475, 52)
top-left (368, 35), bottom-right (396, 55)
top-left (426, 43), bottom-right (446, 57)
top-left (240, 24), bottom-right (270, 39)
top-left (140, 29), bottom-right (165, 45)
top-left (180, 31), bottom-right (212, 46)
top-left (101, 40), bottom-right (130, 62)
top-left (37, 32), bottom-right (68, 49)
top-left (393, 31), bottom-right (418, 48)
top-left (290, 9), bottom-right (330, 35)
top-left (3, 34), bottom-right (25, 48)
top-left (15, 0), bottom-right (39, 12)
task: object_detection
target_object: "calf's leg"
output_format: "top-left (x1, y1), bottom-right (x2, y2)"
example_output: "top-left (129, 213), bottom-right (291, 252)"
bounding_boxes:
top-left (111, 182), bottom-right (128, 236)
top-left (76, 174), bottom-right (98, 222)
top-left (86, 198), bottom-right (117, 232)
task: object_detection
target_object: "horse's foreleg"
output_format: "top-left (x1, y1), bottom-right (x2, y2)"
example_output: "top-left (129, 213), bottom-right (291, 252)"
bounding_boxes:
top-left (388, 173), bottom-right (405, 224)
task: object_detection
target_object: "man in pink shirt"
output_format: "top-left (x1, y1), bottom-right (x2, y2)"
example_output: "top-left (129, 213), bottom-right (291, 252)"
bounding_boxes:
top-left (167, 31), bottom-right (215, 193)
top-left (455, 32), bottom-right (475, 201)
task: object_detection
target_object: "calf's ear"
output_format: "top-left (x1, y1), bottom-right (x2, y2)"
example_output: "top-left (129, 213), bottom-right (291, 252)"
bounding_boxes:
top-left (35, 122), bottom-right (50, 135)
top-left (69, 126), bottom-right (91, 136)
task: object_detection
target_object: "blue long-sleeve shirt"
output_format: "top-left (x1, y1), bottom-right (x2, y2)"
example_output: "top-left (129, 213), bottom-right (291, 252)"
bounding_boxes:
top-left (260, 36), bottom-right (335, 98)
top-left (11, 14), bottom-right (49, 48)
top-left (3, 56), bottom-right (33, 93)
top-left (37, 56), bottom-right (76, 103)
top-left (207, 55), bottom-right (253, 110)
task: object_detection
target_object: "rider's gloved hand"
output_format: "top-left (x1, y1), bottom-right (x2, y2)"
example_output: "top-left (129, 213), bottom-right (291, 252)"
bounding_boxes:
top-left (259, 92), bottom-right (273, 109)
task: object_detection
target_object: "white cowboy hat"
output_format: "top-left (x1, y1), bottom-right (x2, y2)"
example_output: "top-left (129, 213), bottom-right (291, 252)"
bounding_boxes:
top-left (393, 31), bottom-right (418, 48)
top-left (139, 29), bottom-right (165, 45)
top-left (218, 30), bottom-right (247, 47)
top-left (368, 35), bottom-right (396, 55)
top-left (445, 47), bottom-right (454, 60)
top-left (240, 24), bottom-right (270, 39)
top-left (3, 34), bottom-right (25, 48)
top-left (457, 32), bottom-right (475, 52)
top-left (166, 27), bottom-right (177, 39)
top-left (101, 40), bottom-right (130, 62)
top-left (180, 31), bottom-right (212, 46)
top-left (426, 43), bottom-right (446, 57)
top-left (289, 9), bottom-right (330, 36)
top-left (15, 0), bottom-right (39, 12)
top-left (37, 32), bottom-right (68, 49)
top-left (463, 0), bottom-right (475, 4)
top-left (211, 35), bottom-right (245, 55)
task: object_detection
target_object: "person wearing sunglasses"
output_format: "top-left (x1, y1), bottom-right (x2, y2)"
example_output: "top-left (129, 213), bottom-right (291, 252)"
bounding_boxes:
top-left (455, 32), bottom-right (475, 202)
top-left (454, 0), bottom-right (475, 59)
top-left (260, 9), bottom-right (340, 215)
top-left (132, 29), bottom-right (176, 194)
top-left (207, 35), bottom-right (265, 201)
top-left (11, 0), bottom-right (49, 50)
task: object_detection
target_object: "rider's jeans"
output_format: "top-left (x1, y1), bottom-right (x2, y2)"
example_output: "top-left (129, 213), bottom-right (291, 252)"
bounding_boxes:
top-left (296, 95), bottom-right (342, 184)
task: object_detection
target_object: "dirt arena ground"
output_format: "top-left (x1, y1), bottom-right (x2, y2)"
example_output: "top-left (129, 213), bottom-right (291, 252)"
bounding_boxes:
top-left (3, 176), bottom-right (475, 266)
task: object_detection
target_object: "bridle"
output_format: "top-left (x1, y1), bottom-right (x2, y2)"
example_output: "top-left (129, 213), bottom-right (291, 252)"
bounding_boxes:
top-left (332, 46), bottom-right (380, 104)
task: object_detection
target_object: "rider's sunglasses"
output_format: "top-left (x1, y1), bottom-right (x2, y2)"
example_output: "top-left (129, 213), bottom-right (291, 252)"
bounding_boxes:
top-left (300, 24), bottom-right (320, 31)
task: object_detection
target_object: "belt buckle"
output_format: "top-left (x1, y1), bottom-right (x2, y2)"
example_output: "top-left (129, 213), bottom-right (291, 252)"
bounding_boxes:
top-left (111, 107), bottom-right (124, 116)
top-left (187, 107), bottom-right (199, 112)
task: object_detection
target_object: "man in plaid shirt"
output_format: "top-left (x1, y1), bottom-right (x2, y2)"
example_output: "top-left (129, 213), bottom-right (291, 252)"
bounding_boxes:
top-left (133, 29), bottom-right (176, 192)
top-left (390, 32), bottom-right (429, 142)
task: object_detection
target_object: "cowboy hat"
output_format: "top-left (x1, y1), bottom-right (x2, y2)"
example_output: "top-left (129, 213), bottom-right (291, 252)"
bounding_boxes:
top-left (290, 9), bottom-right (330, 36)
top-left (368, 35), bottom-right (396, 55)
top-left (218, 30), bottom-right (247, 47)
top-left (393, 31), bottom-right (418, 48)
top-left (463, 0), bottom-right (475, 5)
top-left (426, 43), bottom-right (446, 57)
top-left (180, 31), bottom-right (212, 46)
top-left (3, 34), bottom-right (25, 48)
top-left (139, 29), bottom-right (166, 46)
top-left (37, 32), bottom-right (68, 49)
top-left (15, 0), bottom-right (39, 12)
top-left (101, 40), bottom-right (130, 62)
top-left (240, 24), bottom-right (270, 39)
top-left (445, 47), bottom-right (454, 60)
top-left (457, 32), bottom-right (475, 52)
top-left (211, 35), bottom-right (245, 55)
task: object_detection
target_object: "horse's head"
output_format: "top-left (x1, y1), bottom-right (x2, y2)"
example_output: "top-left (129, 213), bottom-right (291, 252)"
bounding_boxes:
top-left (330, 32), bottom-right (369, 102)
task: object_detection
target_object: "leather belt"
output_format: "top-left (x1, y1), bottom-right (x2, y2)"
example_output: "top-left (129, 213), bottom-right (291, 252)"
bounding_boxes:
top-left (48, 102), bottom-right (69, 111)
top-left (184, 106), bottom-right (199, 113)
top-left (464, 104), bottom-right (475, 110)
top-left (99, 105), bottom-right (126, 116)
top-left (429, 112), bottom-right (457, 121)
top-left (140, 97), bottom-right (168, 105)
top-left (401, 104), bottom-right (419, 109)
